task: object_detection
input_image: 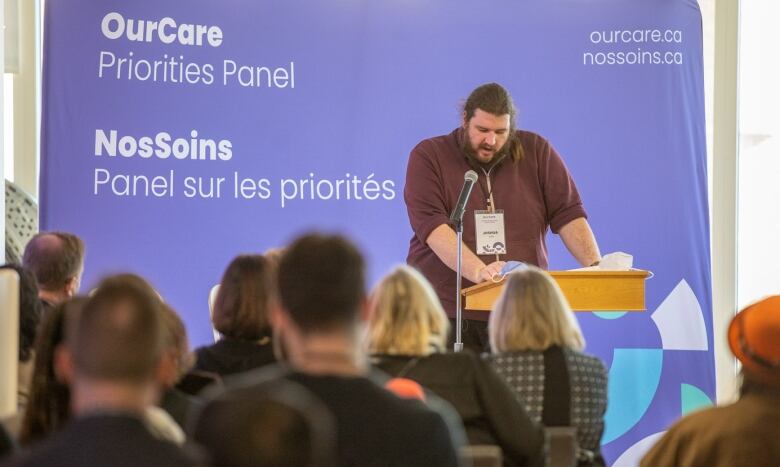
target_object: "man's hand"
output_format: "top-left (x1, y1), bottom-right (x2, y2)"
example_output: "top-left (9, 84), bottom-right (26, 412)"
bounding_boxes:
top-left (475, 261), bottom-right (507, 283)
top-left (426, 224), bottom-right (498, 283)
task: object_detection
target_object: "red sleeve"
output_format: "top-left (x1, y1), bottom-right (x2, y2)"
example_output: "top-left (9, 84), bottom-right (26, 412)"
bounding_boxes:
top-left (404, 141), bottom-right (452, 245)
top-left (537, 137), bottom-right (588, 234)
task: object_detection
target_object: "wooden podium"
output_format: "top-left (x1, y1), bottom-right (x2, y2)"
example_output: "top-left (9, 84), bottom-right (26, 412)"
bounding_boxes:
top-left (462, 270), bottom-right (651, 312)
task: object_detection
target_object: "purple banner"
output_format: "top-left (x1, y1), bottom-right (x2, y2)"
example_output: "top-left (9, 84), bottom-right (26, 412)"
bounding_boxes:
top-left (42, 0), bottom-right (712, 463)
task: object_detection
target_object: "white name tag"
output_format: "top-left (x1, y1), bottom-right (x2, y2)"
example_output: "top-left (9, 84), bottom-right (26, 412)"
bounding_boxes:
top-left (475, 210), bottom-right (506, 255)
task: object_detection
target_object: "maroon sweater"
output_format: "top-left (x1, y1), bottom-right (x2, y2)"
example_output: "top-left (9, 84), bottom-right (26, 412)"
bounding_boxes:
top-left (404, 128), bottom-right (587, 320)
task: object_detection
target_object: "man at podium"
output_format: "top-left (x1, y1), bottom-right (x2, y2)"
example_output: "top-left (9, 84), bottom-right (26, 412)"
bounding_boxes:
top-left (404, 83), bottom-right (601, 351)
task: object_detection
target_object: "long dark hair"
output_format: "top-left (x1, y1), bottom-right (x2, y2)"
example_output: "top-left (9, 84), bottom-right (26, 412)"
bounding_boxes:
top-left (18, 298), bottom-right (85, 445)
top-left (462, 83), bottom-right (525, 162)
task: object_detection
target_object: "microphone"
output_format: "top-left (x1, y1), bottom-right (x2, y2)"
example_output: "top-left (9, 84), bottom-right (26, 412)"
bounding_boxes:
top-left (449, 170), bottom-right (478, 226)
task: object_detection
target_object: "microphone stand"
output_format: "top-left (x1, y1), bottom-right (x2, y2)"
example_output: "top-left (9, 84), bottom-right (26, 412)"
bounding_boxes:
top-left (453, 215), bottom-right (464, 352)
top-left (449, 169), bottom-right (477, 353)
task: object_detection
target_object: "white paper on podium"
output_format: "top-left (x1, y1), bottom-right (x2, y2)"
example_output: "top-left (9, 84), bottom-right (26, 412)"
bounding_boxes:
top-left (569, 251), bottom-right (634, 271)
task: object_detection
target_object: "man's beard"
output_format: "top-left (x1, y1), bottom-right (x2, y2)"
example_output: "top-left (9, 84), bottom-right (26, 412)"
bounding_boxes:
top-left (458, 129), bottom-right (512, 169)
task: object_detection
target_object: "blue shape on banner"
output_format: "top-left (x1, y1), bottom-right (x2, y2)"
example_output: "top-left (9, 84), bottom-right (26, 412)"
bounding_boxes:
top-left (593, 311), bottom-right (628, 320)
top-left (603, 349), bottom-right (663, 444)
top-left (681, 383), bottom-right (713, 416)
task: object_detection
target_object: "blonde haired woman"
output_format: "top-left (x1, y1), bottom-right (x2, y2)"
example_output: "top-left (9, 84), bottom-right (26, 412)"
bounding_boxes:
top-left (487, 266), bottom-right (608, 467)
top-left (370, 266), bottom-right (545, 467)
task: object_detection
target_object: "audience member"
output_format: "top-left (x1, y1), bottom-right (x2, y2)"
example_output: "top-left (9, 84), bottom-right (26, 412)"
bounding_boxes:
top-left (194, 233), bottom-right (464, 466)
top-left (193, 379), bottom-right (336, 467)
top-left (4, 275), bottom-right (202, 466)
top-left (263, 247), bottom-right (288, 363)
top-left (21, 232), bottom-right (84, 313)
top-left (18, 286), bottom-right (189, 447)
top-left (158, 303), bottom-right (199, 429)
top-left (486, 266), bottom-right (607, 467)
top-left (0, 424), bottom-right (14, 461)
top-left (0, 265), bottom-right (43, 417)
top-left (194, 255), bottom-right (276, 376)
top-left (640, 295), bottom-right (780, 467)
top-left (262, 246), bottom-right (286, 270)
top-left (18, 298), bottom-right (84, 446)
top-left (370, 265), bottom-right (545, 467)
top-left (74, 273), bottom-right (188, 444)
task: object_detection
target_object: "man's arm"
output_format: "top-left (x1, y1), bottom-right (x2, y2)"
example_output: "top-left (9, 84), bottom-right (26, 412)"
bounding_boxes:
top-left (426, 224), bottom-right (505, 283)
top-left (558, 217), bottom-right (601, 267)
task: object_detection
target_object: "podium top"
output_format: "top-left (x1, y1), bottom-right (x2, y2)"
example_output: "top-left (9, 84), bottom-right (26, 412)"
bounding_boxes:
top-left (462, 270), bottom-right (651, 312)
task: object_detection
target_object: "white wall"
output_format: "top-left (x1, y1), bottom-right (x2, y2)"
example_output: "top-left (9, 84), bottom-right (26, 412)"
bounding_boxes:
top-left (12, 0), bottom-right (38, 197)
top-left (2, 0), bottom-right (7, 255)
top-left (0, 0), bottom-right (13, 419)
top-left (737, 1), bottom-right (780, 307)
top-left (0, 270), bottom-right (19, 417)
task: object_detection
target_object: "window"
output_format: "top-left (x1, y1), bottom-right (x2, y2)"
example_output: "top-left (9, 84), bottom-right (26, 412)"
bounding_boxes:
top-left (3, 75), bottom-right (12, 182)
top-left (737, 0), bottom-right (780, 306)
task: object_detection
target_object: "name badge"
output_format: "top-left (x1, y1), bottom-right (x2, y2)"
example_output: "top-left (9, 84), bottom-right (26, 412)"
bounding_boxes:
top-left (475, 210), bottom-right (506, 255)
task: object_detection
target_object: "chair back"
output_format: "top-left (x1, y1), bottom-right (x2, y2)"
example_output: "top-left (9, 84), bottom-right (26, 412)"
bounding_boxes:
top-left (546, 426), bottom-right (578, 467)
top-left (459, 445), bottom-right (502, 467)
top-left (177, 369), bottom-right (222, 396)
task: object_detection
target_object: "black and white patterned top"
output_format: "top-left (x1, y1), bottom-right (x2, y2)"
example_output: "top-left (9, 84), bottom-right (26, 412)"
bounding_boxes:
top-left (486, 348), bottom-right (608, 455)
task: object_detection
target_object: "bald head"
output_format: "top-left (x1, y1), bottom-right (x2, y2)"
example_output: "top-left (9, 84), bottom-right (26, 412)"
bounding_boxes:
top-left (23, 232), bottom-right (85, 297)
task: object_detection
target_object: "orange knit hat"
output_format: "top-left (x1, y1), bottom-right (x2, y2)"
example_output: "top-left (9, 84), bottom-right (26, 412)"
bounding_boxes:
top-left (728, 295), bottom-right (780, 385)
